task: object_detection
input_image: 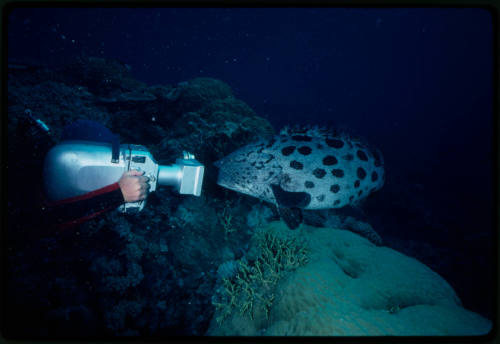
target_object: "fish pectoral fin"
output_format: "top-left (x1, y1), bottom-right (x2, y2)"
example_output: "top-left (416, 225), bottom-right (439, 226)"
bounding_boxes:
top-left (270, 184), bottom-right (311, 208)
top-left (278, 207), bottom-right (303, 230)
top-left (270, 184), bottom-right (307, 230)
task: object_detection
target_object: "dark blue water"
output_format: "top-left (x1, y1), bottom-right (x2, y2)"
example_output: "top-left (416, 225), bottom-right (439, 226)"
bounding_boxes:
top-left (8, 7), bottom-right (493, 193)
top-left (6, 6), bottom-right (495, 336)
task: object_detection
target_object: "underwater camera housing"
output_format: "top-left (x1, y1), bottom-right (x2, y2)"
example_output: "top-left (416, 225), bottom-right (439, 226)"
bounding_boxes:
top-left (43, 141), bottom-right (204, 213)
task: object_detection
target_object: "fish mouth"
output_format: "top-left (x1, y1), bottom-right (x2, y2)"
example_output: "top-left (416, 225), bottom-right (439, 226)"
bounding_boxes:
top-left (215, 176), bottom-right (232, 190)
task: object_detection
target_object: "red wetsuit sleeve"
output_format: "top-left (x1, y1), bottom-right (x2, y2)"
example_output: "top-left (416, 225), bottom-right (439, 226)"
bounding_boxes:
top-left (42, 183), bottom-right (125, 230)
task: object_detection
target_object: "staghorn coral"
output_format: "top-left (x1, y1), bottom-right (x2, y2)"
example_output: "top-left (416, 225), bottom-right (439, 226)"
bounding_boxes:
top-left (219, 200), bottom-right (237, 239)
top-left (211, 226), bottom-right (308, 325)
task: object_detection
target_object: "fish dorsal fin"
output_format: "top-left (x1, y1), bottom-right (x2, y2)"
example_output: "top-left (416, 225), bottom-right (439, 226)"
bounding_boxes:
top-left (270, 184), bottom-right (311, 208)
top-left (277, 206), bottom-right (302, 230)
top-left (278, 125), bottom-right (370, 147)
top-left (279, 125), bottom-right (344, 139)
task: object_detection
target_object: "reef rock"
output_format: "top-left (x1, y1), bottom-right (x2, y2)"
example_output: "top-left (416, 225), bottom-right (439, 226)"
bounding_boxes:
top-left (207, 221), bottom-right (492, 336)
top-left (151, 78), bottom-right (275, 190)
top-left (61, 56), bottom-right (146, 97)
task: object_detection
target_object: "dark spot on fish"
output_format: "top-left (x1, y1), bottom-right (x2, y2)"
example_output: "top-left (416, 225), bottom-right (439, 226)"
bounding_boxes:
top-left (342, 154), bottom-right (353, 161)
top-left (290, 160), bottom-right (303, 170)
top-left (316, 194), bottom-right (325, 202)
top-left (292, 135), bottom-right (312, 142)
top-left (323, 155), bottom-right (338, 165)
top-left (357, 150), bottom-right (368, 161)
top-left (298, 146), bottom-right (312, 155)
top-left (264, 155), bottom-right (275, 163)
top-left (317, 144), bottom-right (324, 149)
top-left (250, 161), bottom-right (256, 166)
top-left (257, 147), bottom-right (264, 153)
top-left (266, 137), bottom-right (277, 148)
top-left (281, 146), bottom-right (296, 156)
top-left (253, 175), bottom-right (257, 180)
top-left (330, 184), bottom-right (340, 193)
top-left (313, 168), bottom-right (326, 179)
top-left (331, 169), bottom-right (344, 177)
top-left (269, 171), bottom-right (274, 176)
top-left (371, 171), bottom-right (378, 181)
top-left (325, 138), bottom-right (344, 148)
top-left (354, 180), bottom-right (360, 188)
top-left (334, 199), bottom-right (341, 206)
top-left (246, 151), bottom-right (253, 156)
top-left (304, 181), bottom-right (314, 188)
top-left (349, 196), bottom-right (354, 202)
top-left (357, 167), bottom-right (366, 179)
top-left (358, 190), bottom-right (363, 196)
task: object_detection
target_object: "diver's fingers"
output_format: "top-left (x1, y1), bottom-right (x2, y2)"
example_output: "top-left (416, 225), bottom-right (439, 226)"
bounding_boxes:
top-left (138, 175), bottom-right (150, 183)
top-left (127, 169), bottom-right (145, 176)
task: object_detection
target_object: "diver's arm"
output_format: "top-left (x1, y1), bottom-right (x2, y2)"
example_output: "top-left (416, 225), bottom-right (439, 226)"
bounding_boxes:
top-left (42, 183), bottom-right (125, 230)
top-left (42, 170), bottom-right (150, 229)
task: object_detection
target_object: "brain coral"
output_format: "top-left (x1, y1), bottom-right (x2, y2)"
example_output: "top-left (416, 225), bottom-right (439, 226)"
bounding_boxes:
top-left (207, 221), bottom-right (492, 336)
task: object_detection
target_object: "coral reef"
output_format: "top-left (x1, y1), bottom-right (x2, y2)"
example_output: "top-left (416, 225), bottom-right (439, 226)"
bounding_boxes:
top-left (303, 210), bottom-right (383, 245)
top-left (216, 260), bottom-right (240, 280)
top-left (246, 203), bottom-right (275, 229)
top-left (342, 216), bottom-right (382, 245)
top-left (207, 221), bottom-right (492, 336)
top-left (61, 56), bottom-right (146, 97)
top-left (149, 77), bottom-right (275, 175)
top-left (7, 56), bottom-right (277, 336)
top-left (211, 225), bottom-right (308, 326)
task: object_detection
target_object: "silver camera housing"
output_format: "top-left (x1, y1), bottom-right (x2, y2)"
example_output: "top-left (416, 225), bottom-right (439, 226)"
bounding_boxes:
top-left (43, 141), bottom-right (204, 213)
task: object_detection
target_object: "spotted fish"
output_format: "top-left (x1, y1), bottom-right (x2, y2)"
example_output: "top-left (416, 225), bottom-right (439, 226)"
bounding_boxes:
top-left (214, 127), bottom-right (385, 229)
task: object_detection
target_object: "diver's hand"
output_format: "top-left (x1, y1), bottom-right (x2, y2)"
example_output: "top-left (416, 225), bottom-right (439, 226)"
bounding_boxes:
top-left (118, 170), bottom-right (150, 202)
